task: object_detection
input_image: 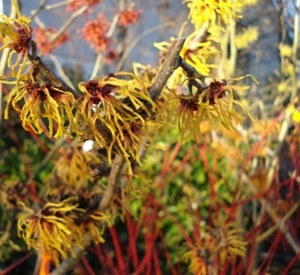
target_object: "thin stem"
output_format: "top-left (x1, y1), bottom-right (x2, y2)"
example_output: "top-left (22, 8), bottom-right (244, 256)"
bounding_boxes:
top-left (243, 173), bottom-right (300, 255)
top-left (180, 59), bottom-right (206, 82)
top-left (50, 235), bottom-right (92, 275)
top-left (229, 19), bottom-right (237, 77)
top-left (256, 201), bottom-right (300, 243)
top-left (1, 252), bottom-right (34, 275)
top-left (49, 54), bottom-right (76, 90)
top-left (90, 14), bottom-right (119, 78)
top-left (90, 53), bottom-right (103, 79)
top-left (49, 5), bottom-right (88, 44)
top-left (99, 154), bottom-right (125, 211)
top-left (265, 96), bottom-right (298, 188)
top-left (29, 0), bottom-right (46, 20)
top-left (115, 22), bottom-right (173, 72)
top-left (0, 220), bottom-right (11, 248)
top-left (45, 0), bottom-right (73, 10)
top-left (264, 200), bottom-right (300, 254)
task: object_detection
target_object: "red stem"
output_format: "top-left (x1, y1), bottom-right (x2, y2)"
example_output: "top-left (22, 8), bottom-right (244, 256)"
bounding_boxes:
top-left (96, 244), bottom-right (118, 275)
top-left (80, 256), bottom-right (95, 275)
top-left (125, 212), bottom-right (139, 270)
top-left (159, 231), bottom-right (179, 275)
top-left (134, 194), bottom-right (154, 240)
top-left (233, 110), bottom-right (286, 204)
top-left (167, 144), bottom-right (197, 183)
top-left (109, 226), bottom-right (126, 273)
top-left (282, 252), bottom-right (300, 274)
top-left (257, 230), bottom-right (281, 274)
top-left (0, 252), bottom-right (34, 275)
top-left (161, 141), bottom-right (182, 176)
top-left (152, 243), bottom-right (165, 275)
top-left (198, 144), bottom-right (219, 223)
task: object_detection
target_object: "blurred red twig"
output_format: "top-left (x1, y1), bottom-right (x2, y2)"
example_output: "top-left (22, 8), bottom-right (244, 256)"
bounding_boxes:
top-left (0, 252), bottom-right (34, 275)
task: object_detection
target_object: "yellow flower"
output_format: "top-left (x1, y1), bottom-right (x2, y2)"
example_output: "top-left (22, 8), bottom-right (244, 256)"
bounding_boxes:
top-left (235, 26), bottom-right (259, 50)
top-left (17, 199), bottom-right (83, 264)
top-left (198, 79), bottom-right (251, 130)
top-left (79, 209), bottom-right (112, 244)
top-left (132, 62), bottom-right (157, 89)
top-left (183, 248), bottom-right (216, 274)
top-left (5, 75), bottom-right (76, 138)
top-left (168, 77), bottom-right (256, 140)
top-left (183, 230), bottom-right (219, 274)
top-left (168, 93), bottom-right (202, 140)
top-left (109, 120), bottom-right (156, 174)
top-left (77, 72), bottom-right (156, 170)
top-left (184, 0), bottom-right (246, 29)
top-left (0, 0), bottom-right (32, 73)
top-left (183, 224), bottom-right (247, 274)
top-left (52, 141), bottom-right (103, 188)
top-left (218, 226), bottom-right (248, 264)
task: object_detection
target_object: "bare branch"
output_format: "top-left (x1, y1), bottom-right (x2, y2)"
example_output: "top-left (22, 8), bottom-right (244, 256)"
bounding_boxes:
top-left (48, 155), bottom-right (125, 275)
top-left (243, 173), bottom-right (300, 255)
top-left (180, 59), bottom-right (206, 82)
top-left (149, 37), bottom-right (186, 102)
top-left (100, 154), bottom-right (126, 211)
top-left (28, 40), bottom-right (79, 96)
top-left (256, 200), bottom-right (300, 243)
top-left (50, 235), bottom-right (92, 275)
top-left (29, 0), bottom-right (46, 20)
top-left (49, 37), bottom-right (186, 275)
top-left (115, 21), bottom-right (174, 72)
top-left (49, 5), bottom-right (88, 44)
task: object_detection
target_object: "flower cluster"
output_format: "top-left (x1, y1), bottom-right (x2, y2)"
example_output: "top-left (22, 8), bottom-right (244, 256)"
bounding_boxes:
top-left (184, 0), bottom-right (246, 29)
top-left (77, 72), bottom-right (155, 173)
top-left (0, 0), bottom-right (32, 74)
top-left (18, 197), bottom-right (111, 266)
top-left (51, 141), bottom-right (104, 188)
top-left (167, 77), bottom-right (255, 140)
top-left (34, 27), bottom-right (69, 56)
top-left (80, 13), bottom-right (111, 53)
top-left (183, 224), bottom-right (247, 274)
top-left (5, 74), bottom-right (77, 138)
top-left (0, 180), bottom-right (31, 209)
top-left (66, 0), bottom-right (102, 12)
top-left (117, 7), bottom-right (141, 28)
top-left (18, 199), bottom-right (83, 266)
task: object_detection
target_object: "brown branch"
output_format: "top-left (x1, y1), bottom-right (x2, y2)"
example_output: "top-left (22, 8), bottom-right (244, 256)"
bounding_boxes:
top-left (49, 37), bottom-right (186, 275)
top-left (149, 38), bottom-right (186, 102)
top-left (49, 156), bottom-right (125, 275)
top-left (179, 59), bottom-right (207, 95)
top-left (180, 59), bottom-right (206, 82)
top-left (50, 235), bottom-right (92, 275)
top-left (99, 154), bottom-right (126, 211)
top-left (28, 40), bottom-right (79, 96)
